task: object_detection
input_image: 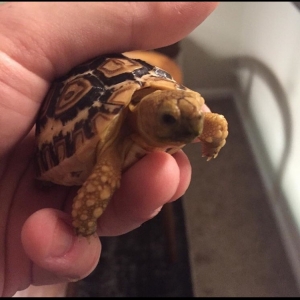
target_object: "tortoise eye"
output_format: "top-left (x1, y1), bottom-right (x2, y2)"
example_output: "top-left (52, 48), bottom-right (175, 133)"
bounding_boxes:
top-left (161, 113), bottom-right (177, 125)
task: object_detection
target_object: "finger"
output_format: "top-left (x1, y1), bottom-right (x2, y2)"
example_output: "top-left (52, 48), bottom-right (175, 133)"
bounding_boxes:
top-left (97, 151), bottom-right (188, 236)
top-left (0, 2), bottom-right (218, 79)
top-left (202, 104), bottom-right (211, 112)
top-left (168, 150), bottom-right (192, 202)
top-left (21, 208), bottom-right (101, 286)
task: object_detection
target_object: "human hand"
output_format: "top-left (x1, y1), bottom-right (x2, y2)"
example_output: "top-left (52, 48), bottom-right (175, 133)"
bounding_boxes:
top-left (0, 2), bottom-right (218, 296)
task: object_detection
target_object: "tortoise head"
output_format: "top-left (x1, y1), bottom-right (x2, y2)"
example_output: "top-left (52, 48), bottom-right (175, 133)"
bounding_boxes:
top-left (129, 89), bottom-right (205, 147)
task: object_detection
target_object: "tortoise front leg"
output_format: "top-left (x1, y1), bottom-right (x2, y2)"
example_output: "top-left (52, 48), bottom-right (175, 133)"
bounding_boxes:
top-left (71, 149), bottom-right (122, 237)
top-left (199, 112), bottom-right (228, 160)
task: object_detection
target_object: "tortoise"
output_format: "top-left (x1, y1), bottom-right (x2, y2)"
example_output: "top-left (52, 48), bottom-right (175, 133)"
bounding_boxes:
top-left (35, 53), bottom-right (228, 237)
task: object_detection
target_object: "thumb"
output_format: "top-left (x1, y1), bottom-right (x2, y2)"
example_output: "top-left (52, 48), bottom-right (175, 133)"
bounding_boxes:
top-left (0, 2), bottom-right (218, 79)
top-left (21, 208), bottom-right (101, 285)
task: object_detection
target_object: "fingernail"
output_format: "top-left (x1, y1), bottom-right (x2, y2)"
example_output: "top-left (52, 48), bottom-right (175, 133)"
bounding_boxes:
top-left (65, 275), bottom-right (81, 282)
top-left (149, 207), bottom-right (162, 219)
top-left (48, 217), bottom-right (74, 258)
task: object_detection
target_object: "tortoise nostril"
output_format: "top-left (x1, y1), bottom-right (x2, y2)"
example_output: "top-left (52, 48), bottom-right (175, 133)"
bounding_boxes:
top-left (162, 113), bottom-right (177, 125)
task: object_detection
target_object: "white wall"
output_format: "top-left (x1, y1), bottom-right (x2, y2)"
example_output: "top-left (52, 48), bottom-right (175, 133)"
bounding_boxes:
top-left (182, 2), bottom-right (244, 89)
top-left (237, 2), bottom-right (300, 172)
top-left (236, 3), bottom-right (300, 288)
top-left (183, 1), bottom-right (300, 289)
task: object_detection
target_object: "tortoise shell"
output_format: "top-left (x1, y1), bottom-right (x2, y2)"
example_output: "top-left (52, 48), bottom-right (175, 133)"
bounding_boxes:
top-left (36, 53), bottom-right (191, 186)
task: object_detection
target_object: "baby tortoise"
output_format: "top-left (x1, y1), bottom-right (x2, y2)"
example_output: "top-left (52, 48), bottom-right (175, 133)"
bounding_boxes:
top-left (35, 53), bottom-right (228, 236)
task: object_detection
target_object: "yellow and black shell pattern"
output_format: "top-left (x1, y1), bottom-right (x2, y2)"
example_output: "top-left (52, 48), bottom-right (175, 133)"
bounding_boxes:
top-left (35, 53), bottom-right (187, 185)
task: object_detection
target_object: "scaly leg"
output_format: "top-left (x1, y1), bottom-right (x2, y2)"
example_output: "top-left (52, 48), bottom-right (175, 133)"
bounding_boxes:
top-left (71, 148), bottom-right (122, 236)
top-left (199, 112), bottom-right (228, 160)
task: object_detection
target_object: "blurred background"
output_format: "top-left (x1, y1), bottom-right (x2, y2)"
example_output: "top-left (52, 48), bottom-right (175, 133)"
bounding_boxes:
top-left (180, 2), bottom-right (300, 296)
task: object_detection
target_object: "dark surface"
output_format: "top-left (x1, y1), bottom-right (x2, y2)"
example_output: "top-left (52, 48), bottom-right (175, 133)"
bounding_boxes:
top-left (67, 199), bottom-right (194, 297)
